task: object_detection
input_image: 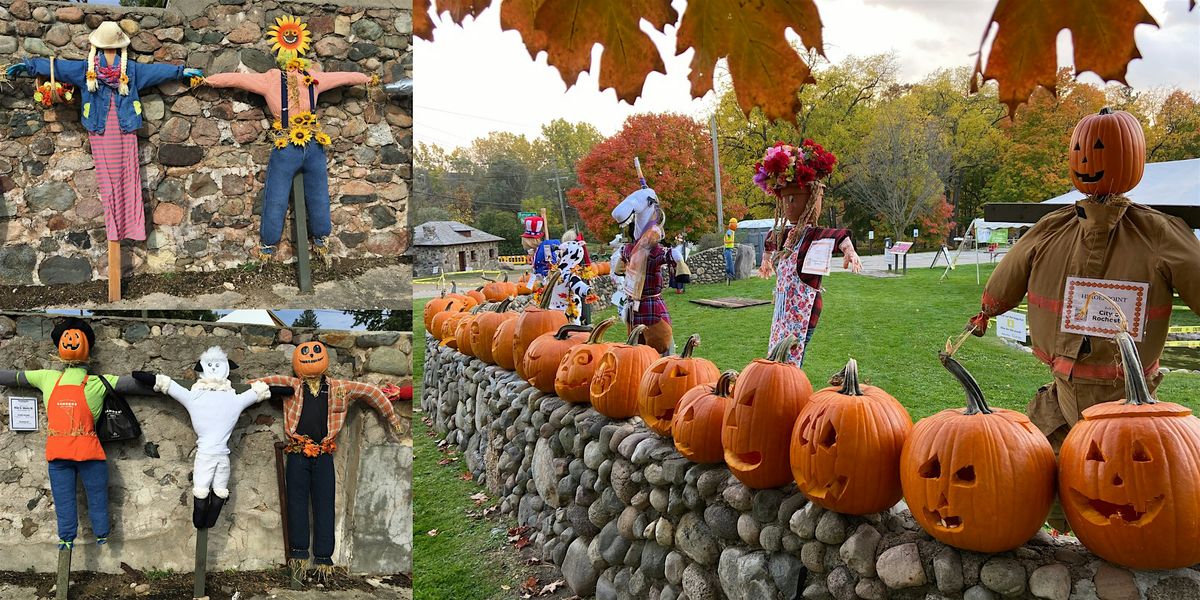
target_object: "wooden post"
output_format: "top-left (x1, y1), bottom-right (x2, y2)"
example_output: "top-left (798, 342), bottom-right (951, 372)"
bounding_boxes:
top-left (107, 241), bottom-right (121, 303)
top-left (274, 441), bottom-right (301, 589)
top-left (193, 528), bottom-right (208, 598)
top-left (541, 208), bottom-right (550, 241)
top-left (291, 173), bottom-right (312, 293)
top-left (56, 547), bottom-right (70, 600)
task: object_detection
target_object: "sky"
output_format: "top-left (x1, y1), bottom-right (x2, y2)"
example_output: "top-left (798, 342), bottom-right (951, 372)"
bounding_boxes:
top-left (414, 0), bottom-right (1200, 150)
top-left (50, 310), bottom-right (370, 330)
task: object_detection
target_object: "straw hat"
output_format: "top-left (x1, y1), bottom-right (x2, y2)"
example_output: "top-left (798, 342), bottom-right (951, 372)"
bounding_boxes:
top-left (88, 22), bottom-right (130, 49)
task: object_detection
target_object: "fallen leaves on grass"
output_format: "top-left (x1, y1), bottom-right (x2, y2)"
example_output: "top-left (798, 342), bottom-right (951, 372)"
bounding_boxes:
top-left (460, 471), bottom-right (474, 481)
top-left (469, 492), bottom-right (489, 505)
top-left (426, 529), bottom-right (439, 537)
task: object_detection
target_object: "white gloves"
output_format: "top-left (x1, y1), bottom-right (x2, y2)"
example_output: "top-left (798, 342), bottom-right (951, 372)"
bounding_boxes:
top-left (154, 374), bottom-right (173, 393)
top-left (250, 380), bottom-right (271, 401)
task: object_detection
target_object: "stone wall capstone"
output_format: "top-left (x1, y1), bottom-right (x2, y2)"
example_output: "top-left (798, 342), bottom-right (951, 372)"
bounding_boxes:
top-left (422, 334), bottom-right (1200, 599)
top-left (0, 312), bottom-right (413, 574)
top-left (0, 0), bottom-right (412, 285)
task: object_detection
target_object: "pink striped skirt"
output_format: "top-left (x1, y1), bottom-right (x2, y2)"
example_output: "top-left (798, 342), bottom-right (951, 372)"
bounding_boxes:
top-left (88, 103), bottom-right (145, 241)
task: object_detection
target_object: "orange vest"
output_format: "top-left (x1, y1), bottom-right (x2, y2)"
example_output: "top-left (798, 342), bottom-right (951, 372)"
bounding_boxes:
top-left (45, 374), bottom-right (106, 462)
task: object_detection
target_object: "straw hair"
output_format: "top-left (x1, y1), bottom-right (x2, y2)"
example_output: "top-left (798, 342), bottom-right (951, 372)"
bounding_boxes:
top-left (85, 45), bottom-right (129, 95)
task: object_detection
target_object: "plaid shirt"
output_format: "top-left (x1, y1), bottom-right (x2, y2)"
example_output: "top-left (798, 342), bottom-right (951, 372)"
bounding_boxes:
top-left (793, 225), bottom-right (851, 330)
top-left (255, 374), bottom-right (401, 446)
top-left (621, 242), bottom-right (674, 325)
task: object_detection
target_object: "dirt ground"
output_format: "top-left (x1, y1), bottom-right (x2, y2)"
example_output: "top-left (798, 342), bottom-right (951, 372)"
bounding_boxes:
top-left (0, 568), bottom-right (411, 600)
top-left (1, 257), bottom-right (412, 310)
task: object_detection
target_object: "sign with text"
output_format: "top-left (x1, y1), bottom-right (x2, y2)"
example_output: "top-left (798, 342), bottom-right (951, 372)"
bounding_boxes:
top-left (801, 239), bottom-right (835, 276)
top-left (1060, 277), bottom-right (1149, 342)
top-left (996, 311), bottom-right (1028, 342)
top-left (8, 396), bottom-right (38, 431)
top-left (889, 242), bottom-right (913, 255)
top-left (518, 211), bottom-right (536, 223)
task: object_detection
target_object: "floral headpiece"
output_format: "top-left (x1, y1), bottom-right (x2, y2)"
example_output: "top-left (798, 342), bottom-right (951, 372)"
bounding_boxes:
top-left (267, 16), bottom-right (312, 65)
top-left (753, 140), bottom-right (837, 197)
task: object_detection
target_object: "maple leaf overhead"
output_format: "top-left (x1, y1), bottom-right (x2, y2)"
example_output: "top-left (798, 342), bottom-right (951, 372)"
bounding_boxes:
top-left (414, 0), bottom-right (434, 41)
top-left (973, 0), bottom-right (1158, 116)
top-left (499, 0), bottom-right (549, 58)
top-left (677, 0), bottom-right (825, 123)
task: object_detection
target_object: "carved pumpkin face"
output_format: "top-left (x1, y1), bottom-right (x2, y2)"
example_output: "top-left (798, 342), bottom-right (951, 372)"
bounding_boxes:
top-left (900, 354), bottom-right (1056, 553)
top-left (721, 337), bottom-right (813, 489)
top-left (522, 325), bottom-right (590, 393)
top-left (471, 300), bottom-right (517, 365)
top-left (292, 341), bottom-right (329, 377)
top-left (673, 371), bottom-right (736, 464)
top-left (454, 315), bottom-right (479, 356)
top-left (555, 317), bottom-right (618, 403)
top-left (590, 325), bottom-right (660, 419)
top-left (1069, 107), bottom-right (1145, 196)
top-left (637, 335), bottom-right (720, 436)
top-left (779, 182), bottom-right (824, 225)
top-left (491, 318), bottom-right (521, 371)
top-left (57, 329), bottom-right (90, 362)
top-left (791, 359), bottom-right (912, 515)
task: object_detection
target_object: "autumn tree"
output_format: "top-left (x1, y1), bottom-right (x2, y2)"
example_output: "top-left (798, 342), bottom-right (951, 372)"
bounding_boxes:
top-left (1147, 90), bottom-right (1200, 162)
top-left (570, 113), bottom-right (738, 241)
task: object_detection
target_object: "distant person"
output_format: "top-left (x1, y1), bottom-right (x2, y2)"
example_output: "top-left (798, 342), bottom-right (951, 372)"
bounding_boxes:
top-left (724, 218), bottom-right (738, 283)
top-left (669, 234), bottom-right (691, 294)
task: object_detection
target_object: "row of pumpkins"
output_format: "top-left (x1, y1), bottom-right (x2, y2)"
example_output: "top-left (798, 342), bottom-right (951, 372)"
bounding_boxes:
top-left (425, 284), bottom-right (1200, 571)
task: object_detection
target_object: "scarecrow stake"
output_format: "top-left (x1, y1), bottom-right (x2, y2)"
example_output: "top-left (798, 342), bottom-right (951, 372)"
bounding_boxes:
top-left (55, 548), bottom-right (70, 600)
top-left (292, 174), bottom-right (313, 293)
top-left (273, 440), bottom-right (300, 588)
top-left (108, 242), bottom-right (121, 302)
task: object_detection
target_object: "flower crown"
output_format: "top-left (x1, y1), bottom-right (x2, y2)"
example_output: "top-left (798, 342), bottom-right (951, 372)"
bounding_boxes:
top-left (753, 140), bottom-right (837, 197)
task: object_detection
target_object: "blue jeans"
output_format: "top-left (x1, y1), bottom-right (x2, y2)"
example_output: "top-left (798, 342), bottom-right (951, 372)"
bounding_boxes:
top-left (724, 248), bottom-right (734, 278)
top-left (47, 460), bottom-right (109, 544)
top-left (261, 144), bottom-right (332, 247)
top-left (286, 453), bottom-right (336, 564)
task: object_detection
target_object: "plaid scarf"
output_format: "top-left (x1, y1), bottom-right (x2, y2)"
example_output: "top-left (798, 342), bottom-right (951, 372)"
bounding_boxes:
top-left (622, 222), bottom-right (663, 314)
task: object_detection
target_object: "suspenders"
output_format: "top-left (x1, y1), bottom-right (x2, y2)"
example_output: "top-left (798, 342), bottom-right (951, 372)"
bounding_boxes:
top-left (279, 70), bottom-right (318, 125)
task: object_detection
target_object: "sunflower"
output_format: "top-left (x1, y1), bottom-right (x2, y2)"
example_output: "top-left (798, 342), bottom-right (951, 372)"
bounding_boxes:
top-left (302, 75), bottom-right (314, 86)
top-left (290, 114), bottom-right (306, 127)
top-left (315, 132), bottom-right (331, 146)
top-left (272, 120), bottom-right (283, 131)
top-left (290, 128), bottom-right (311, 146)
top-left (267, 15), bottom-right (312, 60)
top-left (303, 113), bottom-right (317, 126)
top-left (274, 137), bottom-right (289, 149)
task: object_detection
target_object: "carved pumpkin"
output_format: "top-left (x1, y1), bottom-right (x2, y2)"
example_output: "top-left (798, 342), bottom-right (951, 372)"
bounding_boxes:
top-left (791, 359), bottom-right (913, 515)
top-left (554, 317), bottom-right (618, 403)
top-left (423, 291), bottom-right (456, 333)
top-left (637, 335), bottom-right (720, 436)
top-left (590, 325), bottom-right (661, 419)
top-left (1069, 107), bottom-right (1145, 196)
top-left (491, 318), bottom-right (521, 371)
top-left (52, 318), bottom-right (93, 363)
top-left (439, 309), bottom-right (474, 349)
top-left (673, 370), bottom-right (737, 464)
top-left (472, 299), bottom-right (516, 365)
top-left (482, 274), bottom-right (518, 302)
top-left (722, 336), bottom-right (813, 489)
top-left (1058, 294), bottom-right (1200, 569)
top-left (900, 353), bottom-right (1056, 553)
top-left (513, 271), bottom-right (568, 380)
top-left (293, 341), bottom-right (330, 378)
top-left (429, 301), bottom-right (467, 340)
top-left (454, 312), bottom-right (480, 356)
top-left (523, 324), bottom-right (592, 393)
top-left (779, 181), bottom-right (824, 225)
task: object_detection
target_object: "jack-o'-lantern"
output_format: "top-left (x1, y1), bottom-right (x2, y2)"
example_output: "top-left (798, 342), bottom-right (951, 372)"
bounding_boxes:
top-left (673, 370), bottom-right (737, 463)
top-left (722, 336), bottom-right (813, 489)
top-left (454, 311), bottom-right (480, 356)
top-left (513, 271), bottom-right (568, 380)
top-left (52, 318), bottom-right (94, 363)
top-left (637, 335), bottom-right (720, 436)
top-left (472, 299), bottom-right (516, 365)
top-left (555, 317), bottom-right (619, 403)
top-left (466, 287), bottom-right (487, 306)
top-left (429, 301), bottom-right (467, 342)
top-left (523, 324), bottom-right (591, 393)
top-left (590, 325), bottom-right (660, 419)
top-left (423, 291), bottom-right (455, 333)
top-left (1058, 294), bottom-right (1200, 569)
top-left (791, 359), bottom-right (912, 515)
top-left (900, 353), bottom-right (1056, 553)
top-left (491, 318), bottom-right (521, 371)
top-left (1069, 107), bottom-right (1145, 196)
top-left (439, 309), bottom-right (475, 349)
top-left (293, 341), bottom-right (330, 377)
top-left (481, 274), bottom-right (518, 302)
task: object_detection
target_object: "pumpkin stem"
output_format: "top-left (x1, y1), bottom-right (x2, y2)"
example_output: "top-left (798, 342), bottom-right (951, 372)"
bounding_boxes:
top-left (627, 324), bottom-right (647, 345)
top-left (836, 358), bottom-right (863, 396)
top-left (588, 317), bottom-right (617, 344)
top-left (554, 324), bottom-right (592, 340)
top-left (537, 271), bottom-right (561, 309)
top-left (502, 272), bottom-right (509, 282)
top-left (680, 334), bottom-right (701, 358)
top-left (939, 352), bottom-right (992, 415)
top-left (1099, 106), bottom-right (1112, 115)
top-left (496, 298), bottom-right (513, 312)
top-left (1083, 292), bottom-right (1156, 405)
top-left (767, 335), bottom-right (798, 362)
top-left (716, 370), bottom-right (737, 397)
top-left (481, 274), bottom-right (495, 283)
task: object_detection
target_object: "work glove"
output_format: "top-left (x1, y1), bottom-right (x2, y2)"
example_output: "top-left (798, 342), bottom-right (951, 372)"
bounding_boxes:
top-left (182, 68), bottom-right (203, 79)
top-left (968, 312), bottom-right (990, 337)
top-left (6, 64), bottom-right (29, 78)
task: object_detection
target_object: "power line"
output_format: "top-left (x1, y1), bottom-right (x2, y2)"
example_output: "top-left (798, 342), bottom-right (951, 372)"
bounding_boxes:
top-left (415, 104), bottom-right (539, 128)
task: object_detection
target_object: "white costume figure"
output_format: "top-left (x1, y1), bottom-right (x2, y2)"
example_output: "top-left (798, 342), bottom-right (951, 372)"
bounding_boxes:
top-left (545, 231), bottom-right (592, 324)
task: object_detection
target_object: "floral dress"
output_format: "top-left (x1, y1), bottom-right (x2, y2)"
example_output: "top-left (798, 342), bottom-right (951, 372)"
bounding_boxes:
top-left (769, 225), bottom-right (851, 366)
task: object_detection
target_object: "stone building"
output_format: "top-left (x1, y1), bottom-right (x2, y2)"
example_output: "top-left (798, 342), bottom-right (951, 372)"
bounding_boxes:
top-left (413, 220), bottom-right (504, 275)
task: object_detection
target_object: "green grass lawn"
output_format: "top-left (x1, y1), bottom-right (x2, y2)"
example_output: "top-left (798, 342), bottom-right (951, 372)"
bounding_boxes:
top-left (412, 265), bottom-right (1200, 598)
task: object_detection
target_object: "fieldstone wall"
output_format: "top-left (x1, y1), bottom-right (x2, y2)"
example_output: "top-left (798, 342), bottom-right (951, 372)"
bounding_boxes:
top-left (414, 241), bottom-right (500, 276)
top-left (686, 245), bottom-right (754, 284)
top-left (423, 335), bottom-right (1200, 600)
top-left (0, 0), bottom-right (412, 285)
top-left (0, 312), bottom-right (413, 574)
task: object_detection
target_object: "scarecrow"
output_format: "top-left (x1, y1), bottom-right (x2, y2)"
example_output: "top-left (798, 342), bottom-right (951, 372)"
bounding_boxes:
top-left (521, 213), bottom-right (547, 258)
top-left (530, 235), bottom-right (562, 288)
top-left (202, 16), bottom-right (383, 262)
top-left (754, 141), bottom-right (862, 366)
top-left (723, 218), bottom-right (738, 281)
top-left (540, 230), bottom-right (595, 325)
top-left (611, 159), bottom-right (682, 355)
top-left (251, 341), bottom-right (405, 581)
top-left (0, 318), bottom-right (151, 551)
top-left (966, 108), bottom-right (1200, 477)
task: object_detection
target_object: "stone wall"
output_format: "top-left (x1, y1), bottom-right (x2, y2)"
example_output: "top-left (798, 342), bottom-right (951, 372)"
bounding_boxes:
top-left (686, 245), bottom-right (754, 284)
top-left (0, 0), bottom-right (412, 285)
top-left (0, 312), bottom-right (413, 574)
top-left (422, 335), bottom-right (1200, 600)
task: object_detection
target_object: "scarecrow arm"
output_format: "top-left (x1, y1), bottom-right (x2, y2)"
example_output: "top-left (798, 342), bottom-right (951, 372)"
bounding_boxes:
top-left (204, 71), bottom-right (273, 97)
top-left (0, 370), bottom-right (27, 388)
top-left (237, 381), bottom-right (273, 409)
top-left (969, 230), bottom-right (1035, 335)
top-left (23, 58), bottom-right (88, 88)
top-left (134, 62), bottom-right (187, 90)
top-left (314, 71), bottom-right (371, 94)
top-left (113, 374), bottom-right (155, 395)
top-left (345, 380), bottom-right (403, 430)
top-left (1161, 216), bottom-right (1200, 314)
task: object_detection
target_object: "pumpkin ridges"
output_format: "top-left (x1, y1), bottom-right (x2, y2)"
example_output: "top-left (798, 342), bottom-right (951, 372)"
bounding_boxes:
top-left (514, 271), bottom-right (568, 380)
top-left (672, 370), bottom-right (737, 464)
top-left (637, 333), bottom-right (720, 436)
top-left (591, 324), bottom-right (660, 419)
top-left (491, 318), bottom-right (520, 370)
top-left (555, 317), bottom-right (620, 403)
top-left (522, 323), bottom-right (591, 393)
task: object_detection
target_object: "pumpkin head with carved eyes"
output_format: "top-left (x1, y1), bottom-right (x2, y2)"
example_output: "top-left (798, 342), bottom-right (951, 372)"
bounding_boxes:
top-left (52, 317), bottom-right (94, 363)
top-left (555, 317), bottom-right (619, 403)
top-left (590, 325), bottom-right (660, 419)
top-left (293, 341), bottom-right (330, 378)
top-left (1069, 107), bottom-right (1145, 196)
top-left (637, 334), bottom-right (720, 436)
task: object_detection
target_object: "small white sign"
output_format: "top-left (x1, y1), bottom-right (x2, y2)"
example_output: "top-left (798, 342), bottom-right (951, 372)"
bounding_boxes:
top-left (801, 239), bottom-right (835, 276)
top-left (913, 229), bottom-right (919, 238)
top-left (868, 231), bottom-right (875, 241)
top-left (8, 396), bottom-right (38, 432)
top-left (1060, 277), bottom-right (1149, 342)
top-left (996, 311), bottom-right (1028, 342)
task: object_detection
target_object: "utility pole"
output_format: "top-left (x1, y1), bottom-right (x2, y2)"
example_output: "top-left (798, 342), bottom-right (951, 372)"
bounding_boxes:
top-left (547, 167), bottom-right (569, 231)
top-left (710, 115), bottom-right (724, 233)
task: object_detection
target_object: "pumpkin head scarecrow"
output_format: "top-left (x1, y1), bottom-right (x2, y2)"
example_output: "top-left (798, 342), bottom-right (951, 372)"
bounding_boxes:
top-left (4, 22), bottom-right (202, 244)
top-left (202, 15), bottom-right (385, 263)
top-left (754, 141), bottom-right (862, 366)
top-left (0, 318), bottom-right (155, 551)
top-left (251, 340), bottom-right (405, 581)
top-left (966, 107), bottom-right (1200, 531)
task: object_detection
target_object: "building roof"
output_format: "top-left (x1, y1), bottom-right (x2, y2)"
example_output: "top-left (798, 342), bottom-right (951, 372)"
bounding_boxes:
top-left (216, 310), bottom-right (288, 327)
top-left (412, 221), bottom-right (505, 246)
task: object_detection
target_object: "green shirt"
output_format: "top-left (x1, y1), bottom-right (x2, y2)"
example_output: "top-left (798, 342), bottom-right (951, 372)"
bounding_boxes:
top-left (21, 368), bottom-right (117, 423)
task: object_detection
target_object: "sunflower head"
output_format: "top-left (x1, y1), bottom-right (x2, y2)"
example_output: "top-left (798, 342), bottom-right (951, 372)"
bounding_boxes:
top-left (274, 137), bottom-right (289, 149)
top-left (267, 15), bottom-right (312, 62)
top-left (272, 120), bottom-right (283, 131)
top-left (290, 114), bottom-right (306, 127)
top-left (316, 132), bottom-right (331, 146)
top-left (290, 128), bottom-right (311, 146)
